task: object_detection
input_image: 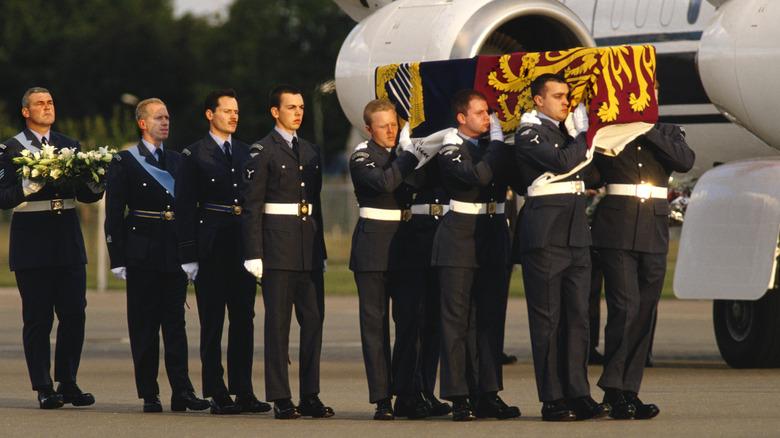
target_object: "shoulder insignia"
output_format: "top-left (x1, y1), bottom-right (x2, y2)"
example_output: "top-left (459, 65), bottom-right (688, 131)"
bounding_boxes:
top-left (245, 168), bottom-right (256, 180)
top-left (0, 144), bottom-right (6, 151)
top-left (182, 148), bottom-right (191, 157)
top-left (249, 142), bottom-right (264, 157)
top-left (354, 141), bottom-right (368, 151)
top-left (114, 154), bottom-right (122, 161)
top-left (440, 145), bottom-right (459, 156)
top-left (350, 151), bottom-right (370, 162)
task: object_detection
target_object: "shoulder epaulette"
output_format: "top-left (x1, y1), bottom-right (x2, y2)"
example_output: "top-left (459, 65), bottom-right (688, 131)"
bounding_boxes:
top-left (181, 148), bottom-right (191, 157)
top-left (350, 150), bottom-right (370, 162)
top-left (440, 145), bottom-right (459, 155)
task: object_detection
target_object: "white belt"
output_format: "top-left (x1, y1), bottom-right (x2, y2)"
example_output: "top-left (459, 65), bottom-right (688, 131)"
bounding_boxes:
top-left (449, 200), bottom-right (505, 215)
top-left (264, 202), bottom-right (313, 216)
top-left (606, 184), bottom-right (667, 199)
top-left (14, 198), bottom-right (76, 213)
top-left (410, 203), bottom-right (449, 216)
top-left (527, 181), bottom-right (586, 197)
top-left (359, 207), bottom-right (411, 221)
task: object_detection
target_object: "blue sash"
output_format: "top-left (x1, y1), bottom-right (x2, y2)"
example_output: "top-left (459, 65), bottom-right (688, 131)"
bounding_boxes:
top-left (127, 145), bottom-right (176, 197)
top-left (13, 131), bottom-right (41, 153)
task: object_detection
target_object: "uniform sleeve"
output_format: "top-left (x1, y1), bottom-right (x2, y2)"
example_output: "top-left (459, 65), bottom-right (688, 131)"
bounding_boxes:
top-left (0, 145), bottom-right (26, 210)
top-left (104, 155), bottom-right (128, 268)
top-left (645, 123), bottom-right (696, 173)
top-left (349, 149), bottom-right (418, 193)
top-left (438, 140), bottom-right (502, 187)
top-left (174, 148), bottom-right (199, 263)
top-left (313, 146), bottom-right (327, 263)
top-left (240, 145), bottom-right (269, 261)
top-left (515, 125), bottom-right (588, 174)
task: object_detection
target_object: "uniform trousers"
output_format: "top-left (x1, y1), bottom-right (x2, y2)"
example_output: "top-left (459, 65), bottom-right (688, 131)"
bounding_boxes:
top-left (406, 266), bottom-right (442, 394)
top-left (597, 248), bottom-right (666, 393)
top-left (195, 225), bottom-right (256, 397)
top-left (126, 267), bottom-right (194, 398)
top-left (520, 245), bottom-right (591, 402)
top-left (354, 270), bottom-right (420, 402)
top-left (438, 265), bottom-right (507, 400)
top-left (262, 268), bottom-right (324, 401)
top-left (16, 265), bottom-right (86, 390)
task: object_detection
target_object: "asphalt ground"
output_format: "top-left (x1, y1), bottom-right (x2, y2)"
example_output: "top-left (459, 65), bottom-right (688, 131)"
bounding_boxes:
top-left (0, 289), bottom-right (778, 437)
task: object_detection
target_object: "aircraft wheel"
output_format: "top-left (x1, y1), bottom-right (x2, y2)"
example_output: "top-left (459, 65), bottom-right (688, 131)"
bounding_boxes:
top-left (713, 291), bottom-right (780, 368)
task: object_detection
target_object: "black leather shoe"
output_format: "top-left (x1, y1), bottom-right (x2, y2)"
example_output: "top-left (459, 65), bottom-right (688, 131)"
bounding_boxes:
top-left (451, 397), bottom-right (476, 422)
top-left (603, 388), bottom-right (636, 419)
top-left (57, 382), bottom-right (95, 406)
top-left (393, 393), bottom-right (429, 419)
top-left (373, 398), bottom-right (394, 420)
top-left (171, 390), bottom-right (210, 411)
top-left (623, 391), bottom-right (660, 420)
top-left (298, 394), bottom-right (334, 418)
top-left (476, 392), bottom-right (521, 419)
top-left (541, 399), bottom-right (577, 421)
top-left (501, 352), bottom-right (518, 365)
top-left (568, 395), bottom-right (611, 420)
top-left (210, 393), bottom-right (241, 415)
top-left (273, 398), bottom-right (301, 419)
top-left (143, 395), bottom-right (163, 413)
top-left (235, 392), bottom-right (272, 413)
top-left (38, 386), bottom-right (64, 410)
top-left (423, 392), bottom-right (452, 416)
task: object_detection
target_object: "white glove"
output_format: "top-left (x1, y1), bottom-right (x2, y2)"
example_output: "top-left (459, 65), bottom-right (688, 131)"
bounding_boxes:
top-left (87, 181), bottom-right (105, 194)
top-left (181, 262), bottom-right (199, 283)
top-left (111, 267), bottom-right (127, 281)
top-left (323, 259), bottom-right (327, 273)
top-left (489, 113), bottom-right (504, 141)
top-left (572, 103), bottom-right (589, 136)
top-left (520, 110), bottom-right (541, 125)
top-left (244, 258), bottom-right (263, 279)
top-left (398, 123), bottom-right (413, 153)
top-left (22, 179), bottom-right (44, 196)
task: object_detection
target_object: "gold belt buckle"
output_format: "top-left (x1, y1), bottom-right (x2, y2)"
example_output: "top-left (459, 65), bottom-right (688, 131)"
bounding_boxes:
top-left (50, 199), bottom-right (63, 211)
top-left (635, 184), bottom-right (652, 199)
top-left (487, 202), bottom-right (496, 214)
top-left (402, 209), bottom-right (412, 221)
top-left (572, 181), bottom-right (584, 194)
top-left (231, 205), bottom-right (242, 215)
top-left (298, 203), bottom-right (309, 216)
top-left (162, 210), bottom-right (174, 221)
top-left (430, 204), bottom-right (443, 216)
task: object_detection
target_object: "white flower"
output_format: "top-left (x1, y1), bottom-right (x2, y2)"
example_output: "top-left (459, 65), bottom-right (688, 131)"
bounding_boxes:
top-left (50, 169), bottom-right (62, 179)
top-left (59, 148), bottom-right (75, 159)
top-left (42, 145), bottom-right (56, 157)
top-left (97, 167), bottom-right (106, 175)
top-left (33, 152), bottom-right (41, 160)
top-left (31, 168), bottom-right (40, 178)
top-left (22, 166), bottom-right (30, 178)
top-left (77, 152), bottom-right (87, 159)
top-left (20, 149), bottom-right (31, 157)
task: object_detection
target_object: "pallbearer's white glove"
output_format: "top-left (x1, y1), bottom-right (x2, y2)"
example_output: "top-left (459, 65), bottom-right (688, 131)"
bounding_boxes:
top-left (22, 179), bottom-right (44, 196)
top-left (181, 262), bottom-right (199, 283)
top-left (520, 110), bottom-right (541, 125)
top-left (398, 123), bottom-right (413, 153)
top-left (572, 103), bottom-right (589, 136)
top-left (111, 267), bottom-right (127, 281)
top-left (489, 113), bottom-right (504, 141)
top-left (244, 259), bottom-right (263, 279)
top-left (323, 260), bottom-right (327, 273)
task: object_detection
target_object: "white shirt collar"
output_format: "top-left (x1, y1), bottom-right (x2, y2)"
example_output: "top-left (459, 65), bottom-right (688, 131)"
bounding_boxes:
top-left (274, 125), bottom-right (297, 147)
top-left (141, 139), bottom-right (163, 155)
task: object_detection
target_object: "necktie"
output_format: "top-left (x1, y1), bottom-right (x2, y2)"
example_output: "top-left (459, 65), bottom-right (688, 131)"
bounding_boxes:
top-left (41, 136), bottom-right (49, 146)
top-left (155, 148), bottom-right (165, 170)
top-left (559, 121), bottom-right (570, 137)
top-left (224, 141), bottom-right (232, 164)
top-left (292, 137), bottom-right (299, 157)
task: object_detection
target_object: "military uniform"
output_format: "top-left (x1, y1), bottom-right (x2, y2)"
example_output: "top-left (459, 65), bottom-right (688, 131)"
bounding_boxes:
top-left (105, 142), bottom-right (196, 399)
top-left (514, 116), bottom-right (596, 403)
top-left (0, 128), bottom-right (103, 392)
top-left (431, 133), bottom-right (512, 400)
top-left (592, 123), bottom-right (694, 393)
top-left (348, 139), bottom-right (418, 403)
top-left (174, 133), bottom-right (257, 398)
top-left (241, 128), bottom-right (326, 402)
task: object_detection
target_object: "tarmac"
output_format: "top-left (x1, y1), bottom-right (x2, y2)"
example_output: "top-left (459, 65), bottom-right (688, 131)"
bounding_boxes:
top-left (0, 288), bottom-right (778, 437)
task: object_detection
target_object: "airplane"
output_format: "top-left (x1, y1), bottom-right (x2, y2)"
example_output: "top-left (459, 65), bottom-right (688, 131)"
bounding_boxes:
top-left (331, 0), bottom-right (780, 368)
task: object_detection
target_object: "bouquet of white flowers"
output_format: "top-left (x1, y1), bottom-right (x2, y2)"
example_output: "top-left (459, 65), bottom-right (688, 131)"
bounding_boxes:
top-left (13, 145), bottom-right (116, 188)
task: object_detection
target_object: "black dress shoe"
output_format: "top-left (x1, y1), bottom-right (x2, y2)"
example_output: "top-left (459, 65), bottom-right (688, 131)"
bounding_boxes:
top-left (603, 388), bottom-right (636, 420)
top-left (373, 397), bottom-right (394, 420)
top-left (423, 392), bottom-right (452, 416)
top-left (475, 392), bottom-right (521, 419)
top-left (210, 393), bottom-right (241, 415)
top-left (143, 395), bottom-right (163, 413)
top-left (235, 392), bottom-right (272, 413)
top-left (273, 398), bottom-right (301, 419)
top-left (568, 395), bottom-right (611, 420)
top-left (171, 390), bottom-right (210, 411)
top-left (57, 382), bottom-right (95, 406)
top-left (589, 349), bottom-right (605, 365)
top-left (451, 397), bottom-right (476, 422)
top-left (501, 352), bottom-right (518, 365)
top-left (541, 399), bottom-right (576, 421)
top-left (623, 391), bottom-right (660, 420)
top-left (298, 394), bottom-right (334, 418)
top-left (37, 386), bottom-right (64, 410)
top-left (393, 393), bottom-right (429, 419)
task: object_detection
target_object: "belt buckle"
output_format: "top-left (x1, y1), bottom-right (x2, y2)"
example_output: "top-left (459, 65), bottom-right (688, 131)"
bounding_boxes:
top-left (162, 210), bottom-right (174, 221)
top-left (50, 199), bottom-right (63, 211)
top-left (635, 184), bottom-right (652, 199)
top-left (571, 181), bottom-right (584, 194)
top-left (430, 204), bottom-right (443, 216)
top-left (487, 202), bottom-right (496, 214)
top-left (298, 203), bottom-right (309, 216)
top-left (402, 209), bottom-right (412, 221)
top-left (231, 205), bottom-right (242, 215)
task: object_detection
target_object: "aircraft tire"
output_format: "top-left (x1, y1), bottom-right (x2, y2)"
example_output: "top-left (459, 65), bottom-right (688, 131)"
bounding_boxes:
top-left (713, 290), bottom-right (780, 368)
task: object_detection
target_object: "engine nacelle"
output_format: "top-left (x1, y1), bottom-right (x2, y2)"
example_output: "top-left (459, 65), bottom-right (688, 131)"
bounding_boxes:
top-left (335, 0), bottom-right (594, 134)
